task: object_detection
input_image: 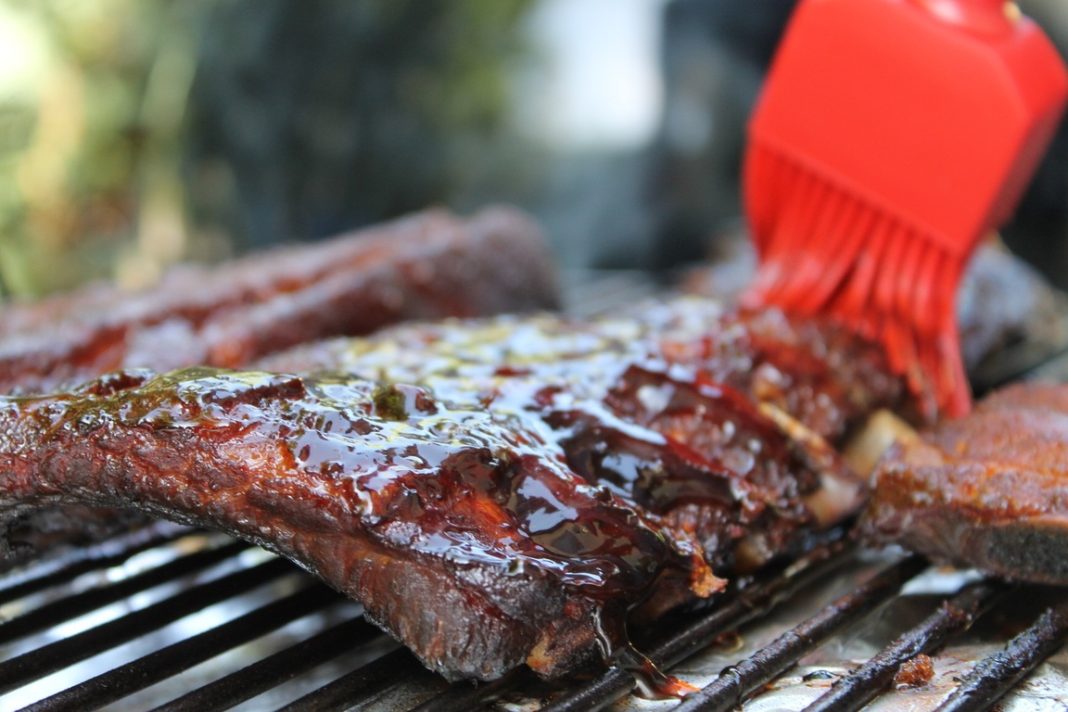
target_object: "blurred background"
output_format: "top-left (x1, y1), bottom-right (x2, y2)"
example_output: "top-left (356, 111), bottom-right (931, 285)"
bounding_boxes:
top-left (0, 0), bottom-right (1065, 298)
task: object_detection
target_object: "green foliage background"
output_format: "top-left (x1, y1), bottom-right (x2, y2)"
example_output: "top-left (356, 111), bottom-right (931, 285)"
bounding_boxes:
top-left (0, 0), bottom-right (533, 298)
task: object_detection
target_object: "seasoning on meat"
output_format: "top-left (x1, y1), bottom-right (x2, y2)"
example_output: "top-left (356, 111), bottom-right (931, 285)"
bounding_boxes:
top-left (0, 298), bottom-right (903, 682)
top-left (864, 382), bottom-right (1068, 586)
top-left (0, 206), bottom-right (558, 571)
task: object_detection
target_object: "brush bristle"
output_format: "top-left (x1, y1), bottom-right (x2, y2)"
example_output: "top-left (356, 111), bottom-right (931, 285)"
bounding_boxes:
top-left (743, 144), bottom-right (970, 419)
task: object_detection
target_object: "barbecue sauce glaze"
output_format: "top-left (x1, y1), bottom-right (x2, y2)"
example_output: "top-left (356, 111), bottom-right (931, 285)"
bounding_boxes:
top-left (0, 298), bottom-right (900, 690)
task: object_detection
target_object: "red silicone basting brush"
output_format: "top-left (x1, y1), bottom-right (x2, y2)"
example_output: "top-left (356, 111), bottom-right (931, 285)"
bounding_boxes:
top-left (741, 0), bottom-right (1068, 418)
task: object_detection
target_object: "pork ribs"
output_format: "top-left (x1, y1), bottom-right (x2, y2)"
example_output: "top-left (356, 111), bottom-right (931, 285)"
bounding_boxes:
top-left (0, 299), bottom-right (902, 680)
top-left (864, 382), bottom-right (1068, 585)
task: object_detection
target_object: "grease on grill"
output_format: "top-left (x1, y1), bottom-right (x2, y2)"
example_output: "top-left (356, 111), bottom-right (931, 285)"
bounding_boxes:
top-left (802, 669), bottom-right (838, 682)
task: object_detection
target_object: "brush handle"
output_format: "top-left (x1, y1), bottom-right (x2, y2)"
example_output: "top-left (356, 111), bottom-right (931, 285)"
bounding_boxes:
top-left (908, 0), bottom-right (1016, 36)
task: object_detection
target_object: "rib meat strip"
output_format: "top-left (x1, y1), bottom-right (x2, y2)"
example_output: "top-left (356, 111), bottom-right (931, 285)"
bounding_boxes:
top-left (864, 382), bottom-right (1068, 585)
top-left (0, 368), bottom-right (713, 681)
top-left (0, 298), bottom-right (902, 680)
top-left (0, 206), bottom-right (558, 394)
top-left (262, 299), bottom-right (903, 574)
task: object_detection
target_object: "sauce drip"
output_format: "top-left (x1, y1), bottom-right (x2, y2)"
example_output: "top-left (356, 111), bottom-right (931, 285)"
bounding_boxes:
top-left (619, 645), bottom-right (700, 700)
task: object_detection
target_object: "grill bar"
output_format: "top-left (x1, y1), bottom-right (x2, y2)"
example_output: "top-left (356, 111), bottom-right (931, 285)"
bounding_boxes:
top-left (277, 647), bottom-right (428, 712)
top-left (0, 557), bottom-right (292, 695)
top-left (539, 535), bottom-right (854, 712)
top-left (0, 524), bottom-right (192, 607)
top-left (803, 579), bottom-right (1009, 712)
top-left (21, 583), bottom-right (339, 712)
top-left (934, 599), bottom-right (1068, 712)
top-left (154, 612), bottom-right (382, 712)
top-left (0, 540), bottom-right (250, 646)
top-left (676, 554), bottom-right (929, 712)
top-left (409, 672), bottom-right (530, 712)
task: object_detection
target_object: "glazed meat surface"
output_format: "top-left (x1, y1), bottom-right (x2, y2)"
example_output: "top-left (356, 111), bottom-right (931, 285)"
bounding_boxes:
top-left (864, 382), bottom-right (1068, 585)
top-left (0, 206), bottom-right (558, 569)
top-left (0, 299), bottom-right (900, 680)
top-left (0, 367), bottom-right (713, 681)
top-left (263, 299), bottom-right (902, 574)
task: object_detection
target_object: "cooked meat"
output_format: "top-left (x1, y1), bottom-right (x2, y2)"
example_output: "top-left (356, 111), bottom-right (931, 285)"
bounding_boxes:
top-left (2, 505), bottom-right (153, 563)
top-left (681, 239), bottom-right (1068, 383)
top-left (0, 206), bottom-right (558, 394)
top-left (0, 298), bottom-right (900, 680)
top-left (864, 382), bottom-right (1068, 585)
top-left (0, 206), bottom-right (558, 570)
top-left (653, 307), bottom-right (905, 442)
top-left (894, 654), bottom-right (934, 688)
top-left (263, 298), bottom-right (902, 573)
top-left (956, 247), bottom-right (1068, 386)
top-left (0, 369), bottom-right (714, 681)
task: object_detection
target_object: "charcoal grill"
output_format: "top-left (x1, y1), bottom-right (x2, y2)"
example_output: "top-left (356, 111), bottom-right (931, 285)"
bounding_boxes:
top-left (1, 272), bottom-right (1067, 712)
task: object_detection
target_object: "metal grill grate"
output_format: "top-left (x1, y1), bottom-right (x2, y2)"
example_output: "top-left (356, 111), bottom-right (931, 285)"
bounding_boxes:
top-left (1, 271), bottom-right (1066, 711)
top-left (3, 526), bottom-right (1066, 711)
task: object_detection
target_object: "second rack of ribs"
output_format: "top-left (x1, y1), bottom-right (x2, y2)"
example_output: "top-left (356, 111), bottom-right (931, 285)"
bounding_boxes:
top-left (0, 298), bottom-right (902, 682)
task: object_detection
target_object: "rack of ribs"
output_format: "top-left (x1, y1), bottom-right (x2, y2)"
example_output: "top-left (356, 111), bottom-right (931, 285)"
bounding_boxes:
top-left (0, 206), bottom-right (559, 569)
top-left (0, 205), bottom-right (558, 395)
top-left (262, 300), bottom-right (904, 573)
top-left (864, 381), bottom-right (1068, 586)
top-left (0, 298), bottom-right (904, 681)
